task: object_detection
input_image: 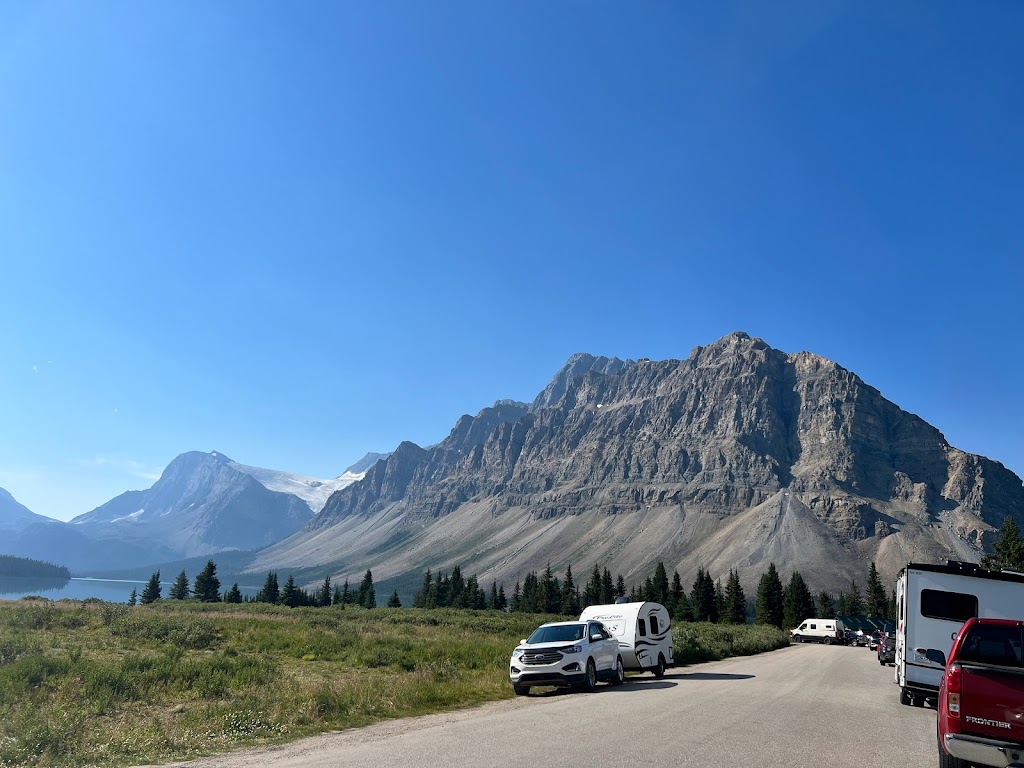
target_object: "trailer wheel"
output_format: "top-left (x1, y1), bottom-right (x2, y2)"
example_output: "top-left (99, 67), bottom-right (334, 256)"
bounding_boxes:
top-left (653, 654), bottom-right (666, 678)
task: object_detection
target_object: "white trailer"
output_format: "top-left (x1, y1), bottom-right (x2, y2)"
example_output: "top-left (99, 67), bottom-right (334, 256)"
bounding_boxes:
top-left (895, 561), bottom-right (1024, 706)
top-left (579, 601), bottom-right (674, 676)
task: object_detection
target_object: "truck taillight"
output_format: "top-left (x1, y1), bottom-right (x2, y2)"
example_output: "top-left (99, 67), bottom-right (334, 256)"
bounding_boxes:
top-left (947, 664), bottom-right (961, 719)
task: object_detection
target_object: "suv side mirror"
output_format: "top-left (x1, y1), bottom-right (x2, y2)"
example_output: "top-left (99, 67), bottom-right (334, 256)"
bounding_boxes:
top-left (521, 639), bottom-right (527, 645)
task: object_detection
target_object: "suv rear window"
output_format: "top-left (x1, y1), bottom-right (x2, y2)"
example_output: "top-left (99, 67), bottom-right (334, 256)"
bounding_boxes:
top-left (960, 625), bottom-right (1024, 668)
top-left (920, 589), bottom-right (978, 622)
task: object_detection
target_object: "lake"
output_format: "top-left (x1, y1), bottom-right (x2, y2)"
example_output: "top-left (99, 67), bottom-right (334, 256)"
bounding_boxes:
top-left (0, 576), bottom-right (260, 602)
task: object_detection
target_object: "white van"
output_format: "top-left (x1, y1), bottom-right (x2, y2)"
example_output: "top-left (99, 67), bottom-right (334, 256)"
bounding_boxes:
top-left (579, 602), bottom-right (673, 676)
top-left (791, 618), bottom-right (845, 644)
top-left (895, 561), bottom-right (1024, 706)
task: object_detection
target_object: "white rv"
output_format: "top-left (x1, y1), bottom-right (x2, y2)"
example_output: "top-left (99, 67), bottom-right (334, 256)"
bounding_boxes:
top-left (579, 602), bottom-right (673, 676)
top-left (895, 561), bottom-right (1024, 706)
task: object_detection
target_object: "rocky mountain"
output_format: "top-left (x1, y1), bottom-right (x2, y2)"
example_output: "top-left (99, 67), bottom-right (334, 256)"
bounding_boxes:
top-left (71, 451), bottom-right (314, 560)
top-left (226, 454), bottom-right (378, 513)
top-left (251, 332), bottom-right (1024, 596)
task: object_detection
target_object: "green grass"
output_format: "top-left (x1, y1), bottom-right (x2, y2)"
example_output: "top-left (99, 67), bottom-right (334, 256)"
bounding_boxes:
top-left (0, 600), bottom-right (788, 768)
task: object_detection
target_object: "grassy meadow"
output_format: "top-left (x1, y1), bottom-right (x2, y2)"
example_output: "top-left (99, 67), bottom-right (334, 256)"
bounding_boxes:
top-left (0, 599), bottom-right (788, 768)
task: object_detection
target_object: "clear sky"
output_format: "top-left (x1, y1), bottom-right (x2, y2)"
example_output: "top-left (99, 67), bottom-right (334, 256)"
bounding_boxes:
top-left (1, 2), bottom-right (1021, 522)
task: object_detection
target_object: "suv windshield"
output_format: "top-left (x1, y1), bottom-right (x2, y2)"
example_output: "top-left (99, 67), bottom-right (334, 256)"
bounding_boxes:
top-left (527, 624), bottom-right (586, 644)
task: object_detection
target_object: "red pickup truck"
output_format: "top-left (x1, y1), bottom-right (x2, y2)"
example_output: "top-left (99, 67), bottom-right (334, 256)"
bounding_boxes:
top-left (934, 618), bottom-right (1024, 768)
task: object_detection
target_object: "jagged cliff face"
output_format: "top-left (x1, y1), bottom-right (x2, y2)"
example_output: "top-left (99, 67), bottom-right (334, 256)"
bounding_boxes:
top-left (253, 334), bottom-right (1024, 595)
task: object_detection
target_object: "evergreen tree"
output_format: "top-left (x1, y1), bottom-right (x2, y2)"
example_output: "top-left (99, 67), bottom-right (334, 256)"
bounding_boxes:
top-left (601, 568), bottom-right (614, 604)
top-left (836, 590), bottom-right (850, 616)
top-left (755, 563), bottom-right (785, 629)
top-left (652, 562), bottom-right (670, 606)
top-left (847, 579), bottom-right (864, 615)
top-left (280, 575), bottom-right (300, 607)
top-left (414, 568), bottom-right (434, 608)
top-left (224, 583), bottom-right (243, 603)
top-left (584, 564), bottom-right (602, 607)
top-left (341, 578), bottom-right (352, 605)
top-left (889, 588), bottom-right (898, 621)
top-left (724, 569), bottom-right (747, 624)
top-left (333, 585), bottom-right (343, 606)
top-left (561, 565), bottom-right (580, 615)
top-left (140, 571), bottom-right (162, 604)
top-left (866, 562), bottom-right (888, 618)
top-left (257, 571), bottom-right (279, 604)
top-left (497, 584), bottom-right (507, 611)
top-left (817, 591), bottom-right (835, 617)
top-left (317, 576), bottom-right (332, 607)
top-left (387, 590), bottom-right (402, 608)
top-left (674, 590), bottom-right (694, 622)
top-left (192, 560), bottom-right (221, 602)
top-left (128, 588), bottom-right (137, 606)
top-left (488, 581), bottom-right (500, 610)
top-left (714, 578), bottom-right (725, 623)
top-left (511, 580), bottom-right (522, 612)
top-left (169, 570), bottom-right (190, 600)
top-left (783, 571), bottom-right (815, 629)
top-left (615, 574), bottom-right (626, 600)
top-left (981, 517), bottom-right (1024, 571)
top-left (691, 567), bottom-right (717, 622)
top-left (358, 569), bottom-right (376, 609)
top-left (669, 571), bottom-right (684, 616)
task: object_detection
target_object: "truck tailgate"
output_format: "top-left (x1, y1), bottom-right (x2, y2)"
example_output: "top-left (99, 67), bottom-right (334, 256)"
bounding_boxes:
top-left (960, 664), bottom-right (1024, 742)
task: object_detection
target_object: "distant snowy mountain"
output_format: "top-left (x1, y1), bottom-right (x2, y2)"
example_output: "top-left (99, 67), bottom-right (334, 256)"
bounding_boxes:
top-left (71, 451), bottom-right (314, 560)
top-left (342, 452), bottom-right (392, 476)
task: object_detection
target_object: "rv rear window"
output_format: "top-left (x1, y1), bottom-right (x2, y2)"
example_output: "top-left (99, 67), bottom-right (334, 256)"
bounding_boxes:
top-left (920, 589), bottom-right (978, 623)
top-left (650, 615), bottom-right (659, 634)
top-left (638, 618), bottom-right (647, 637)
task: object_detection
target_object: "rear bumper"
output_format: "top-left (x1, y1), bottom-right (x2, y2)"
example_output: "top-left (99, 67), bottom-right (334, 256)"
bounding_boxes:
top-left (944, 732), bottom-right (1024, 767)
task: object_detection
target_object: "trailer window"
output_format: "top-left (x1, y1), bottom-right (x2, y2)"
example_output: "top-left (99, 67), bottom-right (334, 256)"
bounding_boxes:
top-left (920, 589), bottom-right (978, 622)
top-left (638, 618), bottom-right (647, 637)
top-left (650, 615), bottom-right (659, 634)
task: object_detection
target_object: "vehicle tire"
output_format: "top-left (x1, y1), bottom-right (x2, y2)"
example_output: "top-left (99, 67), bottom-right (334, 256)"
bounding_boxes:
top-left (937, 734), bottom-right (967, 768)
top-left (513, 685), bottom-right (529, 696)
top-left (580, 659), bottom-right (598, 692)
top-left (823, 636), bottom-right (832, 645)
top-left (793, 634), bottom-right (802, 643)
top-left (900, 687), bottom-right (913, 706)
top-left (653, 654), bottom-right (666, 679)
top-left (879, 658), bottom-right (885, 665)
top-left (611, 656), bottom-right (625, 686)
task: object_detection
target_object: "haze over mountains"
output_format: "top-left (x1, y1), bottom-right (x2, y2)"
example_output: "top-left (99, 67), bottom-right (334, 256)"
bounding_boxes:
top-left (0, 454), bottom-right (384, 572)
top-left (3, 332), bottom-right (1022, 595)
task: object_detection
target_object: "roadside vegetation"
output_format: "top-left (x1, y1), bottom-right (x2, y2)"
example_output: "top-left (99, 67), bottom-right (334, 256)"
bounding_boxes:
top-left (0, 599), bottom-right (788, 768)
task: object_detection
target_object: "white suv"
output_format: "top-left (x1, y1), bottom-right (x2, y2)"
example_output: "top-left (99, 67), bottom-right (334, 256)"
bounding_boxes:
top-left (509, 620), bottom-right (625, 695)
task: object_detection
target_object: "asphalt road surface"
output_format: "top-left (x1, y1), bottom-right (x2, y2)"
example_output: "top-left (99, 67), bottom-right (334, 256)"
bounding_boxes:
top-left (144, 643), bottom-right (938, 768)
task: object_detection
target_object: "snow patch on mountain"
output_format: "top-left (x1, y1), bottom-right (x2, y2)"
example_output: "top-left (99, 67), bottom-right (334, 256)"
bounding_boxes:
top-left (227, 462), bottom-right (364, 513)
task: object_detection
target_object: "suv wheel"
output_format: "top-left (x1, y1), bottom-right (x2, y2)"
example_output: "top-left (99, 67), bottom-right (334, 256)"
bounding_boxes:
top-left (611, 656), bottom-right (625, 686)
top-left (653, 654), bottom-right (665, 678)
top-left (513, 684), bottom-right (529, 696)
top-left (580, 659), bottom-right (598, 692)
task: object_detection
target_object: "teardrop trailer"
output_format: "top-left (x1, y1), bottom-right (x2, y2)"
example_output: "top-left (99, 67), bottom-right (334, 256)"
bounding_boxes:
top-left (579, 601), bottom-right (674, 676)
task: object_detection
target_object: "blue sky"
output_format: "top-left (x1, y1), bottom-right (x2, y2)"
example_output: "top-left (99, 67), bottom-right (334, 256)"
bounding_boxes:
top-left (1, 2), bottom-right (1021, 521)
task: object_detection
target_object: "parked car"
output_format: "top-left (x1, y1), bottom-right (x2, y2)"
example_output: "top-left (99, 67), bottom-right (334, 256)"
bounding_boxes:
top-left (878, 634), bottom-right (895, 665)
top-left (868, 630), bottom-right (882, 651)
top-left (509, 620), bottom-right (624, 696)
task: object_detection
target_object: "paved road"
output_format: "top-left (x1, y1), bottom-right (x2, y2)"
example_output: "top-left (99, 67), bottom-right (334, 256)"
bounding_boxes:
top-left (146, 644), bottom-right (937, 768)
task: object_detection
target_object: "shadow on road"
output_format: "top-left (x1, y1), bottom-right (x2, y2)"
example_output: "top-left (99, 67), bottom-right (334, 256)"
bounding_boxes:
top-left (672, 672), bottom-right (755, 681)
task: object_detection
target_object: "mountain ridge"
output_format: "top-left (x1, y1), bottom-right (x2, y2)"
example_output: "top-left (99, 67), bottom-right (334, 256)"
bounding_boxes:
top-left (251, 332), bottom-right (1024, 595)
